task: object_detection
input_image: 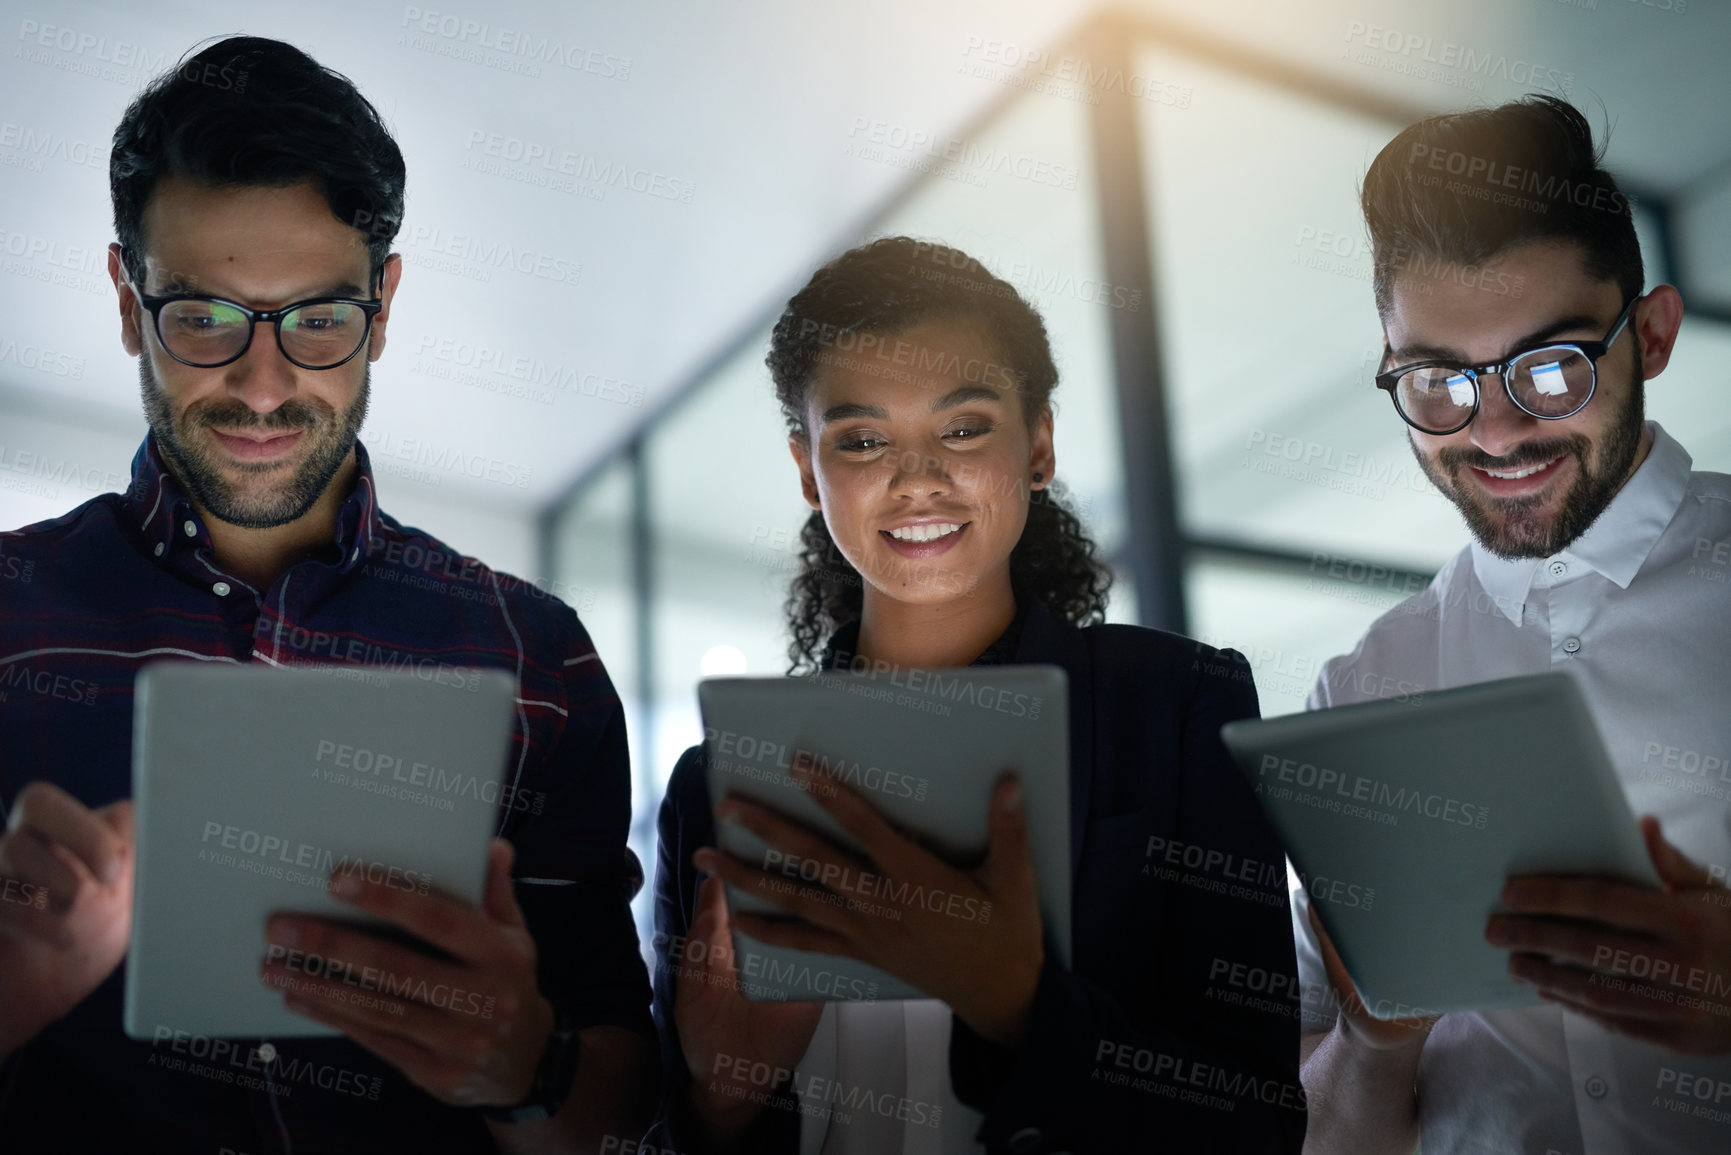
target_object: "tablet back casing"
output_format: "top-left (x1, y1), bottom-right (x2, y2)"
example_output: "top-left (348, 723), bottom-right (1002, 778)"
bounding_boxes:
top-left (125, 661), bottom-right (517, 1039)
top-left (1221, 672), bottom-right (1659, 1018)
top-left (699, 665), bottom-right (1070, 1002)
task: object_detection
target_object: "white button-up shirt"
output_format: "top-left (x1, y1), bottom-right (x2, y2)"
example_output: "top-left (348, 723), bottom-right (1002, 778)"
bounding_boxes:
top-left (1292, 421), bottom-right (1731, 1155)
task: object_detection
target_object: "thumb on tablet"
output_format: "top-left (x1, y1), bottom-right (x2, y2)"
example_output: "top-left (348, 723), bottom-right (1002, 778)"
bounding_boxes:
top-left (1639, 814), bottom-right (1714, 892)
top-left (483, 838), bottom-right (526, 926)
top-left (984, 775), bottom-right (1033, 888)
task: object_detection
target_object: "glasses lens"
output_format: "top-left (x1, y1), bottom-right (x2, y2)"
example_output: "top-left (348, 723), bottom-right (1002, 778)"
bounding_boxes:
top-left (1395, 366), bottom-right (1477, 432)
top-left (158, 299), bottom-right (251, 366)
top-left (280, 302), bottom-right (370, 368)
top-left (1508, 347), bottom-right (1593, 418)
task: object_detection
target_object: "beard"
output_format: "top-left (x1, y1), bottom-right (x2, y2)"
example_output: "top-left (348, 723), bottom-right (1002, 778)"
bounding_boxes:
top-left (140, 355), bottom-right (369, 530)
top-left (1412, 348), bottom-right (1645, 560)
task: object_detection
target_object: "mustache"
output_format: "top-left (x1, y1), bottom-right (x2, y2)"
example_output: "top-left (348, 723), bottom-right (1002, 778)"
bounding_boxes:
top-left (1438, 437), bottom-right (1586, 473)
top-left (189, 399), bottom-right (324, 432)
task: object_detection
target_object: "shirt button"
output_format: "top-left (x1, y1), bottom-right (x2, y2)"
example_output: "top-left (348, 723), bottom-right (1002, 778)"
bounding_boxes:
top-left (182, 519), bottom-right (197, 538)
top-left (212, 581), bottom-right (232, 597)
top-left (153, 542), bottom-right (165, 557)
top-left (1008, 1127), bottom-right (1042, 1153)
top-left (1548, 560), bottom-right (1567, 577)
top-left (1562, 637), bottom-right (1581, 654)
top-left (1585, 1074), bottom-right (1608, 1099)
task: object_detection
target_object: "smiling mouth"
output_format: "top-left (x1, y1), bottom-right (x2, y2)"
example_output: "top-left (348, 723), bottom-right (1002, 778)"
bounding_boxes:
top-left (1477, 457), bottom-right (1561, 481)
top-left (884, 522), bottom-right (965, 543)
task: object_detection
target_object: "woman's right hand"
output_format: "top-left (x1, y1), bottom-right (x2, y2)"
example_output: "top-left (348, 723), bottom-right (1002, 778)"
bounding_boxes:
top-left (675, 872), bottom-right (824, 1137)
top-left (1307, 900), bottom-right (1439, 1052)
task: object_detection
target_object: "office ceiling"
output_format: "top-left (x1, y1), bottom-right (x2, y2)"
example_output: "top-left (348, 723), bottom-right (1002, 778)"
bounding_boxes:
top-left (2, 0), bottom-right (1726, 528)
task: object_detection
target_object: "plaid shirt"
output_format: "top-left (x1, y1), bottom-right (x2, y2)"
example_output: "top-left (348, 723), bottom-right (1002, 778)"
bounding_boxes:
top-left (0, 434), bottom-right (649, 1153)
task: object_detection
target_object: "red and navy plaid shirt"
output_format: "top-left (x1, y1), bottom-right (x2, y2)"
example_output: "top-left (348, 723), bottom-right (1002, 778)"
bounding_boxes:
top-left (0, 434), bottom-right (650, 1153)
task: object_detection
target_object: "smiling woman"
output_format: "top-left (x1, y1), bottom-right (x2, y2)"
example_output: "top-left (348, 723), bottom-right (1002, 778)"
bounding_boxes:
top-left (646, 238), bottom-right (1307, 1154)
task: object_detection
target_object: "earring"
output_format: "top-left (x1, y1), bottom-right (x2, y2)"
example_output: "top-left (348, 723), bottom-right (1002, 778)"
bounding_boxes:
top-left (1032, 472), bottom-right (1043, 484)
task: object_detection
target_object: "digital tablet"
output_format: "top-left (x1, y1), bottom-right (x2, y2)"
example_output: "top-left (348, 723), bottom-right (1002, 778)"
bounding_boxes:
top-left (125, 661), bottom-right (518, 1040)
top-left (1220, 671), bottom-right (1660, 1019)
top-left (698, 664), bottom-right (1070, 1002)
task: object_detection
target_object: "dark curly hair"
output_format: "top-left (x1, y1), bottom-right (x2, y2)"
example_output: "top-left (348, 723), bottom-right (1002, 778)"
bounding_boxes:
top-left (111, 36), bottom-right (405, 288)
top-left (768, 236), bottom-right (1112, 674)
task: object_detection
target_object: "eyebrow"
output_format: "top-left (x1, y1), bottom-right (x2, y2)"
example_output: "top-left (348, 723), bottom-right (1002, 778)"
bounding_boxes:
top-left (146, 279), bottom-right (371, 301)
top-left (1390, 312), bottom-right (1606, 365)
top-left (820, 385), bottom-right (1005, 425)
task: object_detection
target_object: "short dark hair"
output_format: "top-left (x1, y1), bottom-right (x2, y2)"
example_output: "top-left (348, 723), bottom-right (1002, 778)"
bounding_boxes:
top-left (110, 36), bottom-right (405, 288)
top-left (767, 236), bottom-right (1112, 673)
top-left (1362, 95), bottom-right (1642, 314)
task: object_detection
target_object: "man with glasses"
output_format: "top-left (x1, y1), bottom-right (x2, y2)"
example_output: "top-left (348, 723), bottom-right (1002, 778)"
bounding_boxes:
top-left (1296, 95), bottom-right (1731, 1155)
top-left (0, 37), bottom-right (656, 1152)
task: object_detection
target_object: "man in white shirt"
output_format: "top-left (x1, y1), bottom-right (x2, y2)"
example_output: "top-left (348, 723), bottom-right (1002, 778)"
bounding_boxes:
top-left (1296, 95), bottom-right (1731, 1155)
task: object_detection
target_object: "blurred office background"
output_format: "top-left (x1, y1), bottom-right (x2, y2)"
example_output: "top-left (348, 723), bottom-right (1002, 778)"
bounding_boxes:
top-left (4, 0), bottom-right (1728, 933)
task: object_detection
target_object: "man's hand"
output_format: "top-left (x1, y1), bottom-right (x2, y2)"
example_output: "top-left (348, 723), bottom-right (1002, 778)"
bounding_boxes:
top-left (0, 782), bottom-right (135, 1056)
top-left (260, 837), bottom-right (553, 1107)
top-left (1306, 900), bottom-right (1440, 1053)
top-left (692, 753), bottom-right (1045, 1046)
top-left (1486, 814), bottom-right (1731, 1055)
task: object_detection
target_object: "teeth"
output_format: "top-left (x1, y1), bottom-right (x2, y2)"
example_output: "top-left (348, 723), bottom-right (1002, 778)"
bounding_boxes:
top-left (1485, 459), bottom-right (1556, 480)
top-left (888, 522), bottom-right (962, 542)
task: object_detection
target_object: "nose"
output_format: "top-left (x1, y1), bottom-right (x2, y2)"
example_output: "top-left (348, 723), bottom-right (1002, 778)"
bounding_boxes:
top-left (886, 447), bottom-right (950, 497)
top-left (1466, 370), bottom-right (1541, 460)
top-left (222, 318), bottom-right (301, 418)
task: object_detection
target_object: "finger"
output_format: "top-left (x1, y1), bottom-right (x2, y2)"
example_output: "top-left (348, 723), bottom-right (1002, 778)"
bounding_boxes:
top-left (1533, 989), bottom-right (1707, 1051)
top-left (695, 848), bottom-right (861, 937)
top-left (983, 775), bottom-right (1033, 891)
top-left (325, 868), bottom-right (490, 964)
top-left (277, 978), bottom-right (446, 1054)
top-left (789, 753), bottom-right (932, 879)
top-left (717, 793), bottom-right (873, 885)
top-left (264, 916), bottom-right (483, 1005)
top-left (1510, 954), bottom-right (1708, 1022)
top-left (1640, 815), bottom-right (1716, 892)
top-left (732, 911), bottom-right (857, 960)
top-left (482, 840), bottom-right (526, 929)
top-left (1500, 875), bottom-right (1678, 936)
top-left (8, 782), bottom-right (124, 885)
top-left (1485, 914), bottom-right (1675, 974)
top-left (0, 827), bottom-right (82, 916)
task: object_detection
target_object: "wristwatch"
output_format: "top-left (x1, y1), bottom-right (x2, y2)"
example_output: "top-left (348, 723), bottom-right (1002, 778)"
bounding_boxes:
top-left (481, 1007), bottom-right (582, 1124)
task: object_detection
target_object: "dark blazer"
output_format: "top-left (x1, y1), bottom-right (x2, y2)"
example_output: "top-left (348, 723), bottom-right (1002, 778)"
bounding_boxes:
top-left (646, 596), bottom-right (1306, 1153)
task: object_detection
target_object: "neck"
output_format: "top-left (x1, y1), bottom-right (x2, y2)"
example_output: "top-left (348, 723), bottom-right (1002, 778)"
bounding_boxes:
top-left (193, 452), bottom-right (355, 592)
top-left (854, 566), bottom-right (1018, 669)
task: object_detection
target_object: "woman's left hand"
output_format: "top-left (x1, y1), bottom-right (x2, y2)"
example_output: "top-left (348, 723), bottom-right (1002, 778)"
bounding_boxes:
top-left (691, 754), bottom-right (1045, 1046)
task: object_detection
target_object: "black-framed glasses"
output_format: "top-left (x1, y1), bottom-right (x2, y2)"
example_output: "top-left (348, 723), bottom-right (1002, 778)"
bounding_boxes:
top-left (1375, 294), bottom-right (1639, 436)
top-left (128, 277), bottom-right (383, 371)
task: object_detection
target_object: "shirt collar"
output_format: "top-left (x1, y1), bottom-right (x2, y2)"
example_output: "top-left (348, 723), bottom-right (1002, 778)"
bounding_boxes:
top-left (1471, 420), bottom-right (1692, 624)
top-left (121, 433), bottom-right (385, 575)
